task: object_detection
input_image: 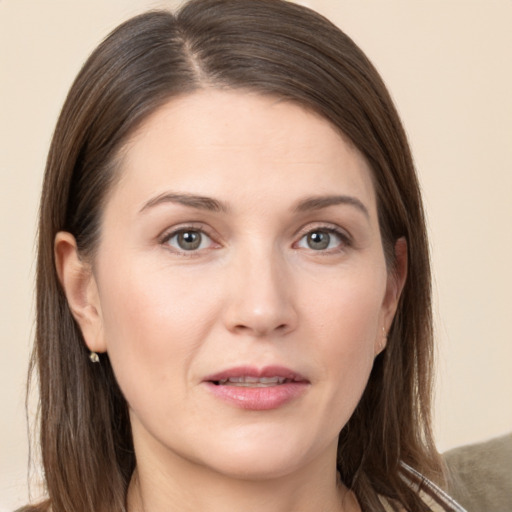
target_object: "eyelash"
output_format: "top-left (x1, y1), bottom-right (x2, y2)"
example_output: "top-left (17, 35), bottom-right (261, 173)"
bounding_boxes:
top-left (294, 224), bottom-right (352, 254)
top-left (159, 223), bottom-right (352, 255)
top-left (159, 224), bottom-right (218, 256)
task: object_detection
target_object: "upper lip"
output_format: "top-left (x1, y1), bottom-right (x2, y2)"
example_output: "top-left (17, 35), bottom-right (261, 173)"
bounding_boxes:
top-left (203, 365), bottom-right (309, 383)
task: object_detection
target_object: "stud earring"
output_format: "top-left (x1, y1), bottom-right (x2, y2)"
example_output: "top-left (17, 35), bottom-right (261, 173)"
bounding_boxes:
top-left (89, 351), bottom-right (100, 363)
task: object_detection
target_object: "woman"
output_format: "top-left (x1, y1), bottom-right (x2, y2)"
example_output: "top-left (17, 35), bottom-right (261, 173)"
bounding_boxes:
top-left (20, 1), bottom-right (466, 511)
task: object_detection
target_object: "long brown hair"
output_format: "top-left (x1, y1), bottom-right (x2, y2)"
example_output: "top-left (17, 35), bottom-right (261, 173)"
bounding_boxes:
top-left (21, 1), bottom-right (441, 511)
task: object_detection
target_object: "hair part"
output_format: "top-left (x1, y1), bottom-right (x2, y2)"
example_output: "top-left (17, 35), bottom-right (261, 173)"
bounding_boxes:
top-left (23, 1), bottom-right (440, 511)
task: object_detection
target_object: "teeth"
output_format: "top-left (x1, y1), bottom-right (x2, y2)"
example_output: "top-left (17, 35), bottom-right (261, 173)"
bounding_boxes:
top-left (259, 377), bottom-right (284, 384)
top-left (217, 376), bottom-right (287, 386)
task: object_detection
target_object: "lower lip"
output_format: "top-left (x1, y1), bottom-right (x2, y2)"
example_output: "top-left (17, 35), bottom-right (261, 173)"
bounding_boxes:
top-left (203, 382), bottom-right (309, 410)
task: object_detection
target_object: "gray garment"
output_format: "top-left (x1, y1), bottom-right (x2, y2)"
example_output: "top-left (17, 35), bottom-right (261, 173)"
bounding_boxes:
top-left (444, 432), bottom-right (512, 512)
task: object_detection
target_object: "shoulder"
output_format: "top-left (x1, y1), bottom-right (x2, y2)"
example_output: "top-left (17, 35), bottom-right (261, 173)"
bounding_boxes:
top-left (379, 462), bottom-right (468, 512)
top-left (401, 462), bottom-right (468, 512)
top-left (444, 432), bottom-right (512, 512)
top-left (445, 432), bottom-right (512, 475)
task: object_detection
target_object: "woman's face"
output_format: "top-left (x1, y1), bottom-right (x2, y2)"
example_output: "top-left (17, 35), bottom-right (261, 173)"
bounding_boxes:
top-left (70, 90), bottom-right (404, 480)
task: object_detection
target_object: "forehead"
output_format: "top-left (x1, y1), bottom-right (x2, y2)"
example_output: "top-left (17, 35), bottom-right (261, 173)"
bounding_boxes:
top-left (112, 89), bottom-right (377, 215)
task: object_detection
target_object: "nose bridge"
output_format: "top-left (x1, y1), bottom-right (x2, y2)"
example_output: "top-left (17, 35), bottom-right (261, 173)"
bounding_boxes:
top-left (224, 239), bottom-right (297, 336)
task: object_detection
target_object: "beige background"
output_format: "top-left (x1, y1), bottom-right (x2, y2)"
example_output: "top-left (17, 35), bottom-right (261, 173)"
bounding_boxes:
top-left (1, 0), bottom-right (511, 509)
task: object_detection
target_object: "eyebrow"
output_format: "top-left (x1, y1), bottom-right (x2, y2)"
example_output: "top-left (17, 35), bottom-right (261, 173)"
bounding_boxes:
top-left (139, 192), bottom-right (228, 214)
top-left (294, 195), bottom-right (369, 218)
top-left (139, 191), bottom-right (369, 218)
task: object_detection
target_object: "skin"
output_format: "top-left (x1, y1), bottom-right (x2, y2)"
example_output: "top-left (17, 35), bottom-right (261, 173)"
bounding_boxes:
top-left (56, 90), bottom-right (406, 512)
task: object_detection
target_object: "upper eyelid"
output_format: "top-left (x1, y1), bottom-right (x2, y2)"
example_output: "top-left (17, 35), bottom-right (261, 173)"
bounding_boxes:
top-left (293, 224), bottom-right (354, 254)
top-left (159, 226), bottom-right (219, 256)
top-left (294, 222), bottom-right (351, 240)
top-left (157, 221), bottom-right (352, 247)
top-left (159, 222), bottom-right (213, 242)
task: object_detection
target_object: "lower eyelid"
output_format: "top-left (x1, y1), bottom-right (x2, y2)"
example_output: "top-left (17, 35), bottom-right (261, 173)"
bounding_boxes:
top-left (294, 228), bottom-right (351, 251)
top-left (174, 231), bottom-right (211, 248)
top-left (159, 226), bottom-right (216, 250)
top-left (158, 224), bottom-right (351, 253)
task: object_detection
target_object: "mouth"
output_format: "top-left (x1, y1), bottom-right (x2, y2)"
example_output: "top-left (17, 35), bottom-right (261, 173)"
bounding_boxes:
top-left (202, 366), bottom-right (309, 410)
top-left (204, 365), bottom-right (308, 387)
top-left (214, 376), bottom-right (295, 387)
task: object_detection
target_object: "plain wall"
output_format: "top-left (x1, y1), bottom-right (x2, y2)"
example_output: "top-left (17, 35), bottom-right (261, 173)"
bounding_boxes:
top-left (1, 0), bottom-right (511, 509)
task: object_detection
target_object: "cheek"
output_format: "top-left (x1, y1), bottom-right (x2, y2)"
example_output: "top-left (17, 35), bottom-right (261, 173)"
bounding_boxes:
top-left (303, 269), bottom-right (386, 417)
top-left (95, 258), bottom-right (220, 408)
top-left (306, 268), bottom-right (386, 352)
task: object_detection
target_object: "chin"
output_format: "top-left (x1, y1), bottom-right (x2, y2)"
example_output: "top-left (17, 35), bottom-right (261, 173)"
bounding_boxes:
top-left (191, 429), bottom-right (317, 481)
top-left (207, 453), bottom-right (305, 481)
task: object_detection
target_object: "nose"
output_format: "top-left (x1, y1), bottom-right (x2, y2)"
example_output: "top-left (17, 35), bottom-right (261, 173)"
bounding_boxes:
top-left (222, 247), bottom-right (298, 338)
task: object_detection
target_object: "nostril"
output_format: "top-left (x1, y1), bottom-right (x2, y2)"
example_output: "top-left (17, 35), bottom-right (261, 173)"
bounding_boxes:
top-left (224, 294), bottom-right (298, 336)
top-left (232, 322), bottom-right (289, 336)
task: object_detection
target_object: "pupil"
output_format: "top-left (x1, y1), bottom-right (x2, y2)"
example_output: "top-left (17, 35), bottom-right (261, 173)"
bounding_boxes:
top-left (308, 231), bottom-right (329, 250)
top-left (178, 231), bottom-right (201, 250)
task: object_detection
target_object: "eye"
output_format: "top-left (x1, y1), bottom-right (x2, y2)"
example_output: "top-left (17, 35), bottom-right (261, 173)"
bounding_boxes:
top-left (296, 228), bottom-right (346, 251)
top-left (164, 229), bottom-right (213, 252)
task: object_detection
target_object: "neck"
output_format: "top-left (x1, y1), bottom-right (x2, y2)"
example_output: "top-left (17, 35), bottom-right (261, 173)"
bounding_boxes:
top-left (127, 449), bottom-right (359, 512)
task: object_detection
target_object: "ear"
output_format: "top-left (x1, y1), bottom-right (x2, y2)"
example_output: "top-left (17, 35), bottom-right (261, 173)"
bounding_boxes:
top-left (376, 237), bottom-right (408, 355)
top-left (54, 231), bottom-right (106, 354)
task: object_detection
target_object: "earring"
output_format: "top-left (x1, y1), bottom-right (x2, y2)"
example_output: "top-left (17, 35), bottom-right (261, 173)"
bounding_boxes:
top-left (89, 351), bottom-right (100, 363)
